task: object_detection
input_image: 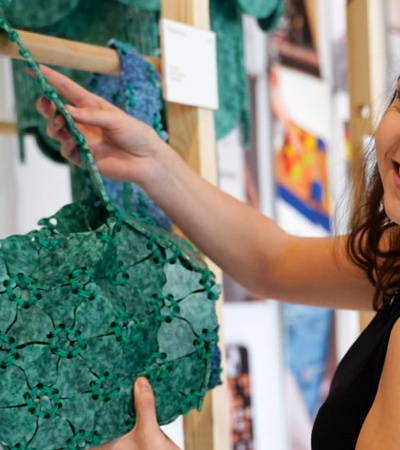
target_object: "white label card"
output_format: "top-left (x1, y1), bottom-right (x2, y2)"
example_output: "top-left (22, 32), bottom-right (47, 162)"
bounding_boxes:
top-left (160, 18), bottom-right (219, 110)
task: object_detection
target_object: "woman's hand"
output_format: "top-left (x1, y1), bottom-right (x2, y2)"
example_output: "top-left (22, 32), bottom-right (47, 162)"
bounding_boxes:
top-left (35, 65), bottom-right (170, 188)
top-left (92, 377), bottom-right (181, 450)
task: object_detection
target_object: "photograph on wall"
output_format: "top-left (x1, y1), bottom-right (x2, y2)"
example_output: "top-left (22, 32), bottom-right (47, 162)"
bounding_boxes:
top-left (386, 0), bottom-right (400, 85)
top-left (227, 344), bottom-right (255, 450)
top-left (387, 0), bottom-right (400, 33)
top-left (269, 0), bottom-right (320, 76)
top-left (343, 120), bottom-right (352, 179)
top-left (274, 121), bottom-right (330, 231)
top-left (270, 66), bottom-right (331, 231)
top-left (224, 302), bottom-right (285, 449)
top-left (283, 303), bottom-right (335, 449)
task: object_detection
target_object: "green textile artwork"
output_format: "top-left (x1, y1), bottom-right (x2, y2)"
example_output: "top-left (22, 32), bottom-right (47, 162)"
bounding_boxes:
top-left (0, 15), bottom-right (221, 450)
top-left (210, 0), bottom-right (250, 145)
top-left (3, 0), bottom-right (284, 161)
top-left (211, 0), bottom-right (285, 144)
top-left (236, 0), bottom-right (282, 20)
top-left (4, 0), bottom-right (80, 28)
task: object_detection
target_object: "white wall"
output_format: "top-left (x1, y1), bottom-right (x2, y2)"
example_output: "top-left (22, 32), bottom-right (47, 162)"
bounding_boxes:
top-left (0, 58), bottom-right (71, 239)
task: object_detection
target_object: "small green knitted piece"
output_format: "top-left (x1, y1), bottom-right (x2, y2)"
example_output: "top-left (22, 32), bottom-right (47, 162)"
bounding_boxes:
top-left (0, 13), bottom-right (221, 450)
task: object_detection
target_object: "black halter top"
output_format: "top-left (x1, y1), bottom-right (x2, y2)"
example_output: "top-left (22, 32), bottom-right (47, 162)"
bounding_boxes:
top-left (312, 293), bottom-right (400, 449)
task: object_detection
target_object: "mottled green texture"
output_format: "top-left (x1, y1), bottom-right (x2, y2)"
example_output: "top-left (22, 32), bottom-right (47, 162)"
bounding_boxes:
top-left (5, 0), bottom-right (283, 160)
top-left (3, 0), bottom-right (80, 28)
top-left (0, 17), bottom-right (221, 450)
top-left (257, 0), bottom-right (286, 32)
top-left (0, 201), bottom-right (220, 449)
top-left (236, 0), bottom-right (280, 17)
top-left (211, 0), bottom-right (249, 144)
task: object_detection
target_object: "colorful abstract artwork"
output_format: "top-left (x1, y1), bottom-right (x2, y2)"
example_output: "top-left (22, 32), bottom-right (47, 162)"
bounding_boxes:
top-left (275, 123), bottom-right (330, 230)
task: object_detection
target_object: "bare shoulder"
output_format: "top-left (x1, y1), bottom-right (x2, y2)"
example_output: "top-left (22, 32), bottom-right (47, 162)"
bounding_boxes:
top-left (356, 316), bottom-right (400, 449)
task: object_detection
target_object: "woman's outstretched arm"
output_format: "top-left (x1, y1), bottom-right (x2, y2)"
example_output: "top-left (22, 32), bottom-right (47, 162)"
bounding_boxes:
top-left (36, 66), bottom-right (374, 310)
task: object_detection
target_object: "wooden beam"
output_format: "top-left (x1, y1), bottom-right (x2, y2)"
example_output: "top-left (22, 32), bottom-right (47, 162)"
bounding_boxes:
top-left (346, 0), bottom-right (386, 201)
top-left (0, 30), bottom-right (161, 136)
top-left (0, 120), bottom-right (17, 135)
top-left (0, 29), bottom-right (161, 74)
top-left (160, 1), bottom-right (230, 450)
top-left (346, 0), bottom-right (386, 330)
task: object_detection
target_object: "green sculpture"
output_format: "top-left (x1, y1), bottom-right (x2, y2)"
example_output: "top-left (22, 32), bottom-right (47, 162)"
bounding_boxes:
top-left (0, 14), bottom-right (220, 450)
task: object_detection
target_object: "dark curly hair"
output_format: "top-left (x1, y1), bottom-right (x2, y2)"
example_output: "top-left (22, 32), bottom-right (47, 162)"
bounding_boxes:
top-left (346, 90), bottom-right (400, 310)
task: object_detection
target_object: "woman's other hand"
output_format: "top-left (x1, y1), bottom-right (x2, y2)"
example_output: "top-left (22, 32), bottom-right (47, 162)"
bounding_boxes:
top-left (93, 377), bottom-right (181, 450)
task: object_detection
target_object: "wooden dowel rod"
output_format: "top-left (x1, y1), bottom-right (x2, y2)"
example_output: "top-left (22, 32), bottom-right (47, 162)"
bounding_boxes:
top-left (0, 120), bottom-right (17, 135)
top-left (0, 29), bottom-right (161, 74)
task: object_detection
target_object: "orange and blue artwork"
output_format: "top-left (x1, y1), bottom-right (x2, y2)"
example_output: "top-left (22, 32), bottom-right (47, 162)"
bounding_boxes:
top-left (275, 123), bottom-right (330, 230)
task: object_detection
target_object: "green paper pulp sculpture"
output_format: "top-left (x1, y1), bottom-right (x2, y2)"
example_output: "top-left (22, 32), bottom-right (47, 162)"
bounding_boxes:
top-left (0, 14), bottom-right (220, 450)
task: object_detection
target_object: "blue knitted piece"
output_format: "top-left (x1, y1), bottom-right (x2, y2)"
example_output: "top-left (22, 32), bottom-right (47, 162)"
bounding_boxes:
top-left (86, 40), bottom-right (172, 230)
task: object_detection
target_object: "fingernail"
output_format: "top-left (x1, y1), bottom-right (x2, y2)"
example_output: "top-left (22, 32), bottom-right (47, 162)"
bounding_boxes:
top-left (137, 377), bottom-right (150, 390)
top-left (38, 97), bottom-right (46, 108)
top-left (66, 104), bottom-right (77, 113)
top-left (26, 68), bottom-right (36, 77)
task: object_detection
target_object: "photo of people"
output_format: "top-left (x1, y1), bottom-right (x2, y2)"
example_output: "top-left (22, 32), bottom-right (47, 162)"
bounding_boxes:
top-left (269, 0), bottom-right (320, 76)
top-left (227, 345), bottom-right (254, 450)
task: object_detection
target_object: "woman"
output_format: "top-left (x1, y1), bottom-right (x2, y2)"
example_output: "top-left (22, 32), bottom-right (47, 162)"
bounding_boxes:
top-left (37, 65), bottom-right (400, 449)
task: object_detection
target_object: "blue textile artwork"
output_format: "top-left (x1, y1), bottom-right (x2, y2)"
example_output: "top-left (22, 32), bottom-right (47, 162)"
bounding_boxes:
top-left (283, 304), bottom-right (333, 418)
top-left (83, 40), bottom-right (172, 230)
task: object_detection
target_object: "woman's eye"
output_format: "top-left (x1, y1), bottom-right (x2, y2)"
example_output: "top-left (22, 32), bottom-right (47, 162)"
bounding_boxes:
top-left (396, 89), bottom-right (400, 100)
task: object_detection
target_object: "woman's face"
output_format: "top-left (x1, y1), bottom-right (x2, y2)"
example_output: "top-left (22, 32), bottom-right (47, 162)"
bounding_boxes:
top-left (375, 82), bottom-right (400, 224)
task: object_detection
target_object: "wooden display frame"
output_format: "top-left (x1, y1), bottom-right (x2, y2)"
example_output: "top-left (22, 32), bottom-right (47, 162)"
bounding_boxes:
top-left (346, 0), bottom-right (387, 330)
top-left (161, 2), bottom-right (229, 449)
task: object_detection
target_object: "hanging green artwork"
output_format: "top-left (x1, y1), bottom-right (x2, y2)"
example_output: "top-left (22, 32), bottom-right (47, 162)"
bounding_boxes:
top-left (0, 12), bottom-right (221, 450)
top-left (3, 0), bottom-right (80, 28)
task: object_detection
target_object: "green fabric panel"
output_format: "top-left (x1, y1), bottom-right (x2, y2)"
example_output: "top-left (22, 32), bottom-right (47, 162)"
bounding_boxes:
top-left (0, 234), bottom-right (39, 274)
top-left (257, 0), bottom-right (285, 32)
top-left (3, 0), bottom-right (80, 28)
top-left (236, 0), bottom-right (280, 18)
top-left (30, 416), bottom-right (77, 448)
top-left (0, 284), bottom-right (18, 330)
top-left (0, 199), bottom-right (220, 448)
top-left (210, 0), bottom-right (250, 143)
top-left (116, 0), bottom-right (160, 11)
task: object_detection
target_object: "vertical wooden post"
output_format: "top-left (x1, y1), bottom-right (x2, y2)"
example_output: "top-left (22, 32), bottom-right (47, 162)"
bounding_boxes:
top-left (346, 0), bottom-right (387, 329)
top-left (160, 1), bottom-right (230, 450)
